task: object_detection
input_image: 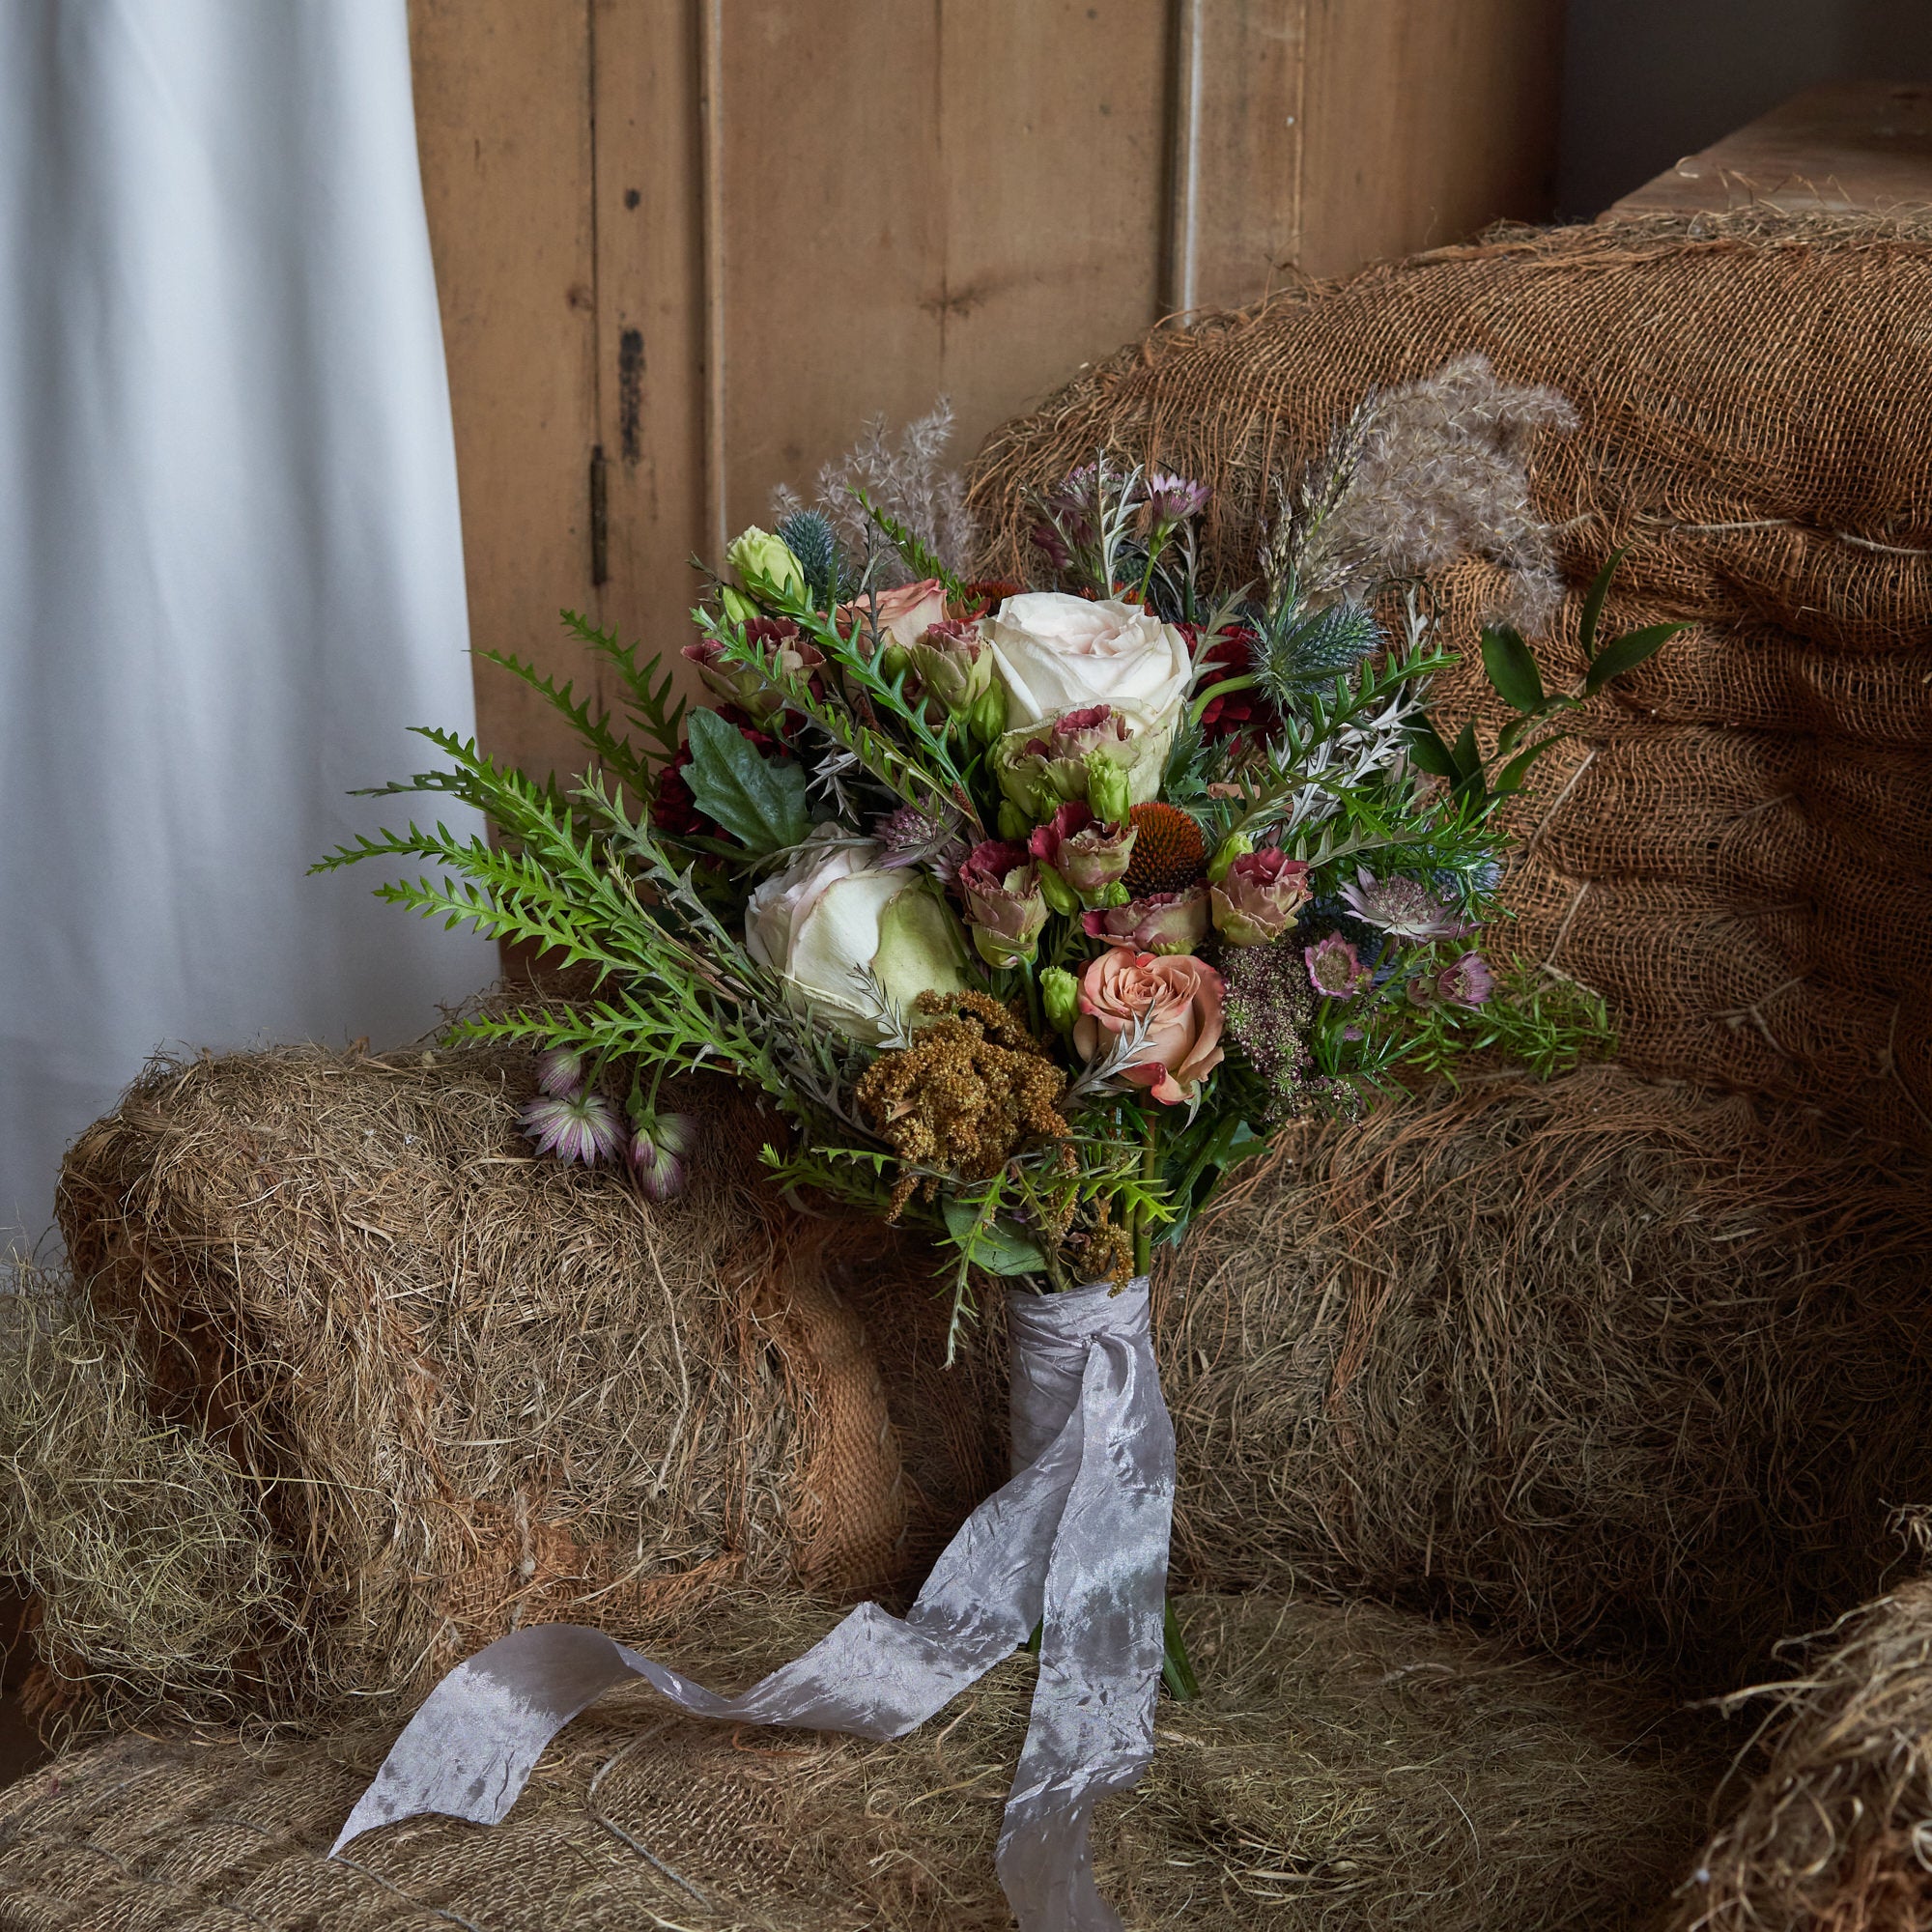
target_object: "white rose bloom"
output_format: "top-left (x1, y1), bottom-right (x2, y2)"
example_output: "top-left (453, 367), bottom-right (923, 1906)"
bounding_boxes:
top-left (984, 592), bottom-right (1193, 743)
top-left (745, 830), bottom-right (971, 1041)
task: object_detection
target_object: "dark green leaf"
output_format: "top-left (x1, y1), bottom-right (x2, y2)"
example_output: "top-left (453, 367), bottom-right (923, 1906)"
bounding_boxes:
top-left (1405, 719), bottom-right (1460, 779)
top-left (1479, 625), bottom-right (1546, 712)
top-left (1492, 734), bottom-right (1567, 797)
top-left (682, 707), bottom-right (810, 854)
top-left (1452, 722), bottom-right (1483, 783)
top-left (1577, 547), bottom-right (1629, 659)
top-left (943, 1196), bottom-right (1047, 1276)
top-left (1583, 621), bottom-right (1688, 695)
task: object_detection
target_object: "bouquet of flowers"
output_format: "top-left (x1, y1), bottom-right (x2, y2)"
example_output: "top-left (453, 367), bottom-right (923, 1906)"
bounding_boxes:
top-left (323, 377), bottom-right (1678, 1931)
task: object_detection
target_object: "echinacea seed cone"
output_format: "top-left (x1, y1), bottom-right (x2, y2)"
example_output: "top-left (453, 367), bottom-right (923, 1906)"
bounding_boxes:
top-left (1123, 802), bottom-right (1207, 897)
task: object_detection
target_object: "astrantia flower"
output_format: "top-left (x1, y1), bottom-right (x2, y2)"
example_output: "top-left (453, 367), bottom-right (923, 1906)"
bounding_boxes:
top-left (1437, 952), bottom-right (1495, 1009)
top-left (1304, 933), bottom-right (1371, 999)
top-left (1145, 469), bottom-right (1209, 523)
top-left (533, 1046), bottom-right (587, 1097)
top-left (520, 1089), bottom-right (624, 1166)
top-left (628, 1112), bottom-right (696, 1204)
top-left (1338, 867), bottom-right (1473, 942)
top-left (874, 804), bottom-right (970, 882)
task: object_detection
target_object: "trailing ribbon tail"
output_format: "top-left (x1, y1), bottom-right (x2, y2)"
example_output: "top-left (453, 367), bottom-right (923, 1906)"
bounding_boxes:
top-left (332, 1277), bottom-right (1174, 1932)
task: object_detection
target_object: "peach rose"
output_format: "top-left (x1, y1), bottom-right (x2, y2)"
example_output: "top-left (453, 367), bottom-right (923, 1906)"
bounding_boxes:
top-left (1073, 950), bottom-right (1225, 1107)
top-left (840, 578), bottom-right (951, 657)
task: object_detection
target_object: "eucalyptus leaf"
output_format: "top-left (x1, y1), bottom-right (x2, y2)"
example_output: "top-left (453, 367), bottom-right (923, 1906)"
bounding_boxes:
top-left (683, 707), bottom-right (810, 854)
top-left (1492, 734), bottom-right (1566, 797)
top-left (1405, 719), bottom-right (1460, 780)
top-left (1479, 625), bottom-right (1546, 713)
top-left (1577, 546), bottom-right (1628, 658)
top-left (944, 1195), bottom-right (1047, 1276)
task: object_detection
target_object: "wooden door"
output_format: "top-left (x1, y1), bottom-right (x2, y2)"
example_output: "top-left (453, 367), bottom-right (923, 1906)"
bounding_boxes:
top-left (409, 0), bottom-right (1561, 788)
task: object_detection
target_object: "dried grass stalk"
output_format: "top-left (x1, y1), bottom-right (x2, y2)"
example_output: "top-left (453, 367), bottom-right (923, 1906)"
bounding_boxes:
top-left (1159, 1065), bottom-right (1932, 1696)
top-left (0, 1590), bottom-right (1721, 1931)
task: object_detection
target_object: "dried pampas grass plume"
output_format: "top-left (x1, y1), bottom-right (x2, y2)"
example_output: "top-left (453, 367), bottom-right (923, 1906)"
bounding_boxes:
top-left (1297, 352), bottom-right (1577, 631)
top-left (772, 398), bottom-right (978, 587)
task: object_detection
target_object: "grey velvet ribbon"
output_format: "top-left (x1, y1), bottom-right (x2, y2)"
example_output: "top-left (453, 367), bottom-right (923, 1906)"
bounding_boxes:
top-left (331, 1275), bottom-right (1175, 1932)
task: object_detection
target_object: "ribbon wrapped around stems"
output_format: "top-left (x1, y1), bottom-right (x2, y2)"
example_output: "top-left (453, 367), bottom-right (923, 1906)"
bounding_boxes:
top-left (332, 1276), bottom-right (1175, 1932)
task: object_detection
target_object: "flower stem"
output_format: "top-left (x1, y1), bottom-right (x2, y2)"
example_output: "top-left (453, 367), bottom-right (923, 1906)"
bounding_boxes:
top-left (1133, 1113), bottom-right (1157, 1277)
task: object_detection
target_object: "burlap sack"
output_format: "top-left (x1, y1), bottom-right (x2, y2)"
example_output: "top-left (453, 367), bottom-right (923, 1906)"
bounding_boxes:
top-left (0, 1592), bottom-right (1718, 1932)
top-left (968, 211), bottom-right (1932, 1141)
top-left (20, 1039), bottom-right (971, 1736)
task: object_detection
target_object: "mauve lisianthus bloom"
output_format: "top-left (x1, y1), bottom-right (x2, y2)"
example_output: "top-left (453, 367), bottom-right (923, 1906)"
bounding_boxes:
top-left (956, 839), bottom-right (1048, 967)
top-left (994, 703), bottom-right (1142, 818)
top-left (1028, 800), bottom-right (1136, 899)
top-left (1437, 952), bottom-right (1495, 1009)
top-left (1304, 932), bottom-right (1372, 1000)
top-left (904, 616), bottom-right (992, 713)
top-left (628, 1112), bottom-right (696, 1204)
top-left (682, 617), bottom-right (823, 724)
top-left (520, 1088), bottom-right (625, 1165)
top-left (1083, 883), bottom-right (1210, 956)
top-left (1338, 866), bottom-right (1473, 942)
top-left (1074, 950), bottom-right (1225, 1107)
top-left (1210, 848), bottom-right (1313, 947)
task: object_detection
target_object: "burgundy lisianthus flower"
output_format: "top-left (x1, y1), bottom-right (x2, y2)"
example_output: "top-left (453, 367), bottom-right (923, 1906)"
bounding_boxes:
top-left (1209, 848), bottom-right (1313, 947)
top-left (1193, 627), bottom-right (1280, 745)
top-left (996, 704), bottom-right (1139, 817)
top-left (519, 1088), bottom-right (624, 1165)
top-left (1029, 800), bottom-right (1136, 899)
top-left (1083, 883), bottom-right (1210, 956)
top-left (682, 617), bottom-right (823, 723)
top-left (1437, 952), bottom-right (1495, 1009)
top-left (957, 839), bottom-right (1048, 967)
top-left (1304, 932), bottom-right (1372, 1000)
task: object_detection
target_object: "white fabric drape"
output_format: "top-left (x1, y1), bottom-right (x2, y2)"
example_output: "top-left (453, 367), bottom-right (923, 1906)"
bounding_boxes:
top-left (0, 1), bottom-right (493, 1243)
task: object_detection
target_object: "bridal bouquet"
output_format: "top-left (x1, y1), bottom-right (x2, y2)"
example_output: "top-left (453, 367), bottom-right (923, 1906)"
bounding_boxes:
top-left (322, 377), bottom-right (1677, 1930)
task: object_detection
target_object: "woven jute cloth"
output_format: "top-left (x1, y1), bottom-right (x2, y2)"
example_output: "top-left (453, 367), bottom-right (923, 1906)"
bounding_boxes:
top-left (969, 210), bottom-right (1932, 1147)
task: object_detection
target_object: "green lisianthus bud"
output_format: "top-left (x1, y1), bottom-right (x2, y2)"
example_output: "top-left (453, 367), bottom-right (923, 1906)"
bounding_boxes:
top-left (725, 526), bottom-right (806, 603)
top-left (719, 586), bottom-right (756, 626)
top-left (1085, 753), bottom-right (1131, 827)
top-left (1040, 966), bottom-right (1080, 1035)
top-left (967, 678), bottom-right (1009, 749)
top-left (1092, 881), bottom-right (1129, 909)
top-left (1037, 862), bottom-right (1080, 919)
top-left (1207, 831), bottom-right (1254, 885)
top-left (879, 643), bottom-right (910, 684)
top-left (997, 799), bottom-right (1034, 843)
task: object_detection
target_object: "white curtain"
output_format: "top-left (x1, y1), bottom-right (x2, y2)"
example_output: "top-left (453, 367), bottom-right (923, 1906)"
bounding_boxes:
top-left (0, 1), bottom-right (494, 1244)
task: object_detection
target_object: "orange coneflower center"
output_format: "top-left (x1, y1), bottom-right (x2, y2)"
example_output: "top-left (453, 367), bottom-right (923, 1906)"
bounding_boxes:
top-left (1122, 802), bottom-right (1207, 898)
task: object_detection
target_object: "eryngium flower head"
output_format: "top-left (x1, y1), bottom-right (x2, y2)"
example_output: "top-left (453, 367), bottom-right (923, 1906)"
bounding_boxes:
top-left (520, 1088), bottom-right (624, 1166)
top-left (1338, 867), bottom-right (1474, 942)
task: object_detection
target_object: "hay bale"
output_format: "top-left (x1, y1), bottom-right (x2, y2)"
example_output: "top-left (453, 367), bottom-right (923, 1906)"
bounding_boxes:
top-left (24, 1039), bottom-right (940, 1738)
top-left (1671, 1571), bottom-right (1932, 1932)
top-left (0, 1592), bottom-right (1721, 1932)
top-left (1156, 1065), bottom-right (1932, 1694)
top-left (966, 210), bottom-right (1932, 1142)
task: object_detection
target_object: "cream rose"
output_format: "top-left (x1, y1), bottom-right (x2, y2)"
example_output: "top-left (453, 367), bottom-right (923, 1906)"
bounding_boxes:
top-left (984, 593), bottom-right (1192, 790)
top-left (745, 830), bottom-right (971, 1040)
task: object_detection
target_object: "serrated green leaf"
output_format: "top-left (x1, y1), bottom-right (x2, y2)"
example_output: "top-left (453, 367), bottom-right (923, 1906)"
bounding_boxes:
top-left (943, 1196), bottom-right (1046, 1275)
top-left (1479, 625), bottom-right (1546, 712)
top-left (1578, 547), bottom-right (1629, 659)
top-left (682, 707), bottom-right (810, 854)
top-left (1583, 621), bottom-right (1688, 696)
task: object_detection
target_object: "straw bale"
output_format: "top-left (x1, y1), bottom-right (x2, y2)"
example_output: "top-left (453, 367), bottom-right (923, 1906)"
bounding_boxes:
top-left (1155, 1065), bottom-right (1932, 1695)
top-left (26, 1038), bottom-right (939, 1739)
top-left (1670, 1571), bottom-right (1932, 1932)
top-left (0, 1591), bottom-right (1722, 1932)
top-left (966, 210), bottom-right (1932, 1141)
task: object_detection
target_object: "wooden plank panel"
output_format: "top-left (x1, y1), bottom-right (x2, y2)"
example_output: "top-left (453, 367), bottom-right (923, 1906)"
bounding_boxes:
top-left (408, 0), bottom-right (599, 782)
top-left (1609, 80), bottom-right (1932, 218)
top-left (1297, 0), bottom-right (1561, 278)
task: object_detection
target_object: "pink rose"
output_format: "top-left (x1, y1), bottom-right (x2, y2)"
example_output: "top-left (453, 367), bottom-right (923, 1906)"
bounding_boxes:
top-left (840, 578), bottom-right (951, 658)
top-left (1073, 950), bottom-right (1225, 1107)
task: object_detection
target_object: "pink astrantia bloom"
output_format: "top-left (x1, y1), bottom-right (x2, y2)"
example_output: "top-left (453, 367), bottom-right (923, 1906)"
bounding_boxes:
top-left (1304, 933), bottom-right (1372, 999)
top-left (1145, 469), bottom-right (1209, 524)
top-left (628, 1112), bottom-right (696, 1204)
top-left (533, 1046), bottom-right (587, 1098)
top-left (1083, 883), bottom-right (1210, 955)
top-left (1337, 867), bottom-right (1474, 942)
top-left (520, 1088), bottom-right (624, 1166)
top-left (1437, 952), bottom-right (1495, 1009)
